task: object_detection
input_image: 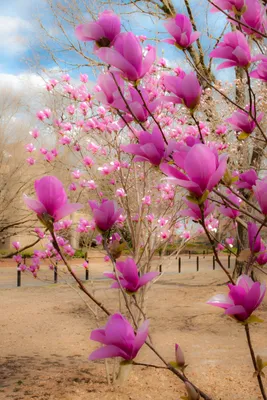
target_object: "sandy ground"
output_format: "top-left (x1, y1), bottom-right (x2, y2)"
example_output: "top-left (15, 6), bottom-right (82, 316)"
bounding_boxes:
top-left (1, 265), bottom-right (267, 400)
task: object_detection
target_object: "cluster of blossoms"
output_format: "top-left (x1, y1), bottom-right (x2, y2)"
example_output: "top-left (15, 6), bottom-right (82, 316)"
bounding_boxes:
top-left (17, 3), bottom-right (267, 398)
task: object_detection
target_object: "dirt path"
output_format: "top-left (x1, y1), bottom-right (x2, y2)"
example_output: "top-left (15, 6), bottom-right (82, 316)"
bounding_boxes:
top-left (1, 270), bottom-right (266, 400)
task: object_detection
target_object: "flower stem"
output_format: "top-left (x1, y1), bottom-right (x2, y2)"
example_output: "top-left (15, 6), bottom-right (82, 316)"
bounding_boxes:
top-left (245, 324), bottom-right (267, 400)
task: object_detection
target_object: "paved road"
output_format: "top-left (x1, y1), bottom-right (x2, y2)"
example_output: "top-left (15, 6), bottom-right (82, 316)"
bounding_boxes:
top-left (0, 255), bottom-right (234, 289)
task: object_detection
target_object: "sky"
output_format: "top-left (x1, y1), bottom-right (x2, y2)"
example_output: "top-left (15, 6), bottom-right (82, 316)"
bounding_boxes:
top-left (0, 0), bottom-right (231, 82)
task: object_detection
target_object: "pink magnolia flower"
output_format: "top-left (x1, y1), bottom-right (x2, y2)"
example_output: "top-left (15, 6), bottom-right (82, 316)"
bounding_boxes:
top-left (217, 243), bottom-right (225, 251)
top-left (12, 241), bottom-right (20, 251)
top-left (164, 14), bottom-right (200, 49)
top-left (30, 128), bottom-right (39, 139)
top-left (80, 73), bottom-right (88, 83)
top-left (83, 156), bottom-right (94, 167)
top-left (13, 254), bottom-right (23, 264)
top-left (161, 144), bottom-right (228, 198)
top-left (225, 237), bottom-right (234, 248)
top-left (89, 313), bottom-right (148, 361)
top-left (24, 176), bottom-right (83, 223)
top-left (226, 108), bottom-right (264, 136)
top-left (146, 214), bottom-right (154, 223)
top-left (248, 222), bottom-right (261, 253)
top-left (95, 234), bottom-right (103, 245)
top-left (236, 169), bottom-right (258, 189)
top-left (89, 199), bottom-right (123, 231)
top-left (25, 143), bottom-right (36, 153)
top-left (95, 72), bottom-right (124, 107)
top-left (72, 170), bottom-right (81, 179)
top-left (122, 126), bottom-right (174, 166)
top-left (104, 255), bottom-right (110, 262)
top-left (175, 344), bottom-right (185, 368)
top-left (215, 125), bottom-right (227, 135)
top-left (69, 183), bottom-right (77, 191)
top-left (142, 195), bottom-right (151, 206)
top-left (208, 274), bottom-right (266, 321)
top-left (104, 258), bottom-right (158, 292)
top-left (253, 178), bottom-right (267, 214)
top-left (256, 243), bottom-right (267, 266)
top-left (180, 199), bottom-right (215, 220)
top-left (163, 72), bottom-right (201, 110)
top-left (219, 193), bottom-right (241, 219)
top-left (250, 60), bottom-right (267, 82)
top-left (96, 32), bottom-right (156, 81)
top-left (75, 10), bottom-right (120, 47)
top-left (116, 188), bottom-right (126, 197)
top-left (237, 0), bottom-right (267, 38)
top-left (26, 158), bottom-right (35, 166)
top-left (210, 0), bottom-right (245, 12)
top-left (181, 231), bottom-right (190, 240)
top-left (210, 31), bottom-right (251, 70)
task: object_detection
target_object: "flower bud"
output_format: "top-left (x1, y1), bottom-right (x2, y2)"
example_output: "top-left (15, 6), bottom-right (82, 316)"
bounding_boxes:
top-left (185, 382), bottom-right (200, 400)
top-left (175, 344), bottom-right (185, 367)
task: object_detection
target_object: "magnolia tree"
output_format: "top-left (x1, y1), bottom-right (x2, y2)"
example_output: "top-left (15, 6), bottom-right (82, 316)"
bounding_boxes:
top-left (14, 2), bottom-right (267, 399)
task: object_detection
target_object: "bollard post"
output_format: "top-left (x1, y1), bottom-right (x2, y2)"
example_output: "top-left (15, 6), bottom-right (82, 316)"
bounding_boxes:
top-left (196, 256), bottom-right (199, 272)
top-left (178, 257), bottom-right (181, 273)
top-left (54, 263), bottom-right (58, 284)
top-left (85, 268), bottom-right (89, 280)
top-left (203, 250), bottom-right (205, 258)
top-left (189, 251), bottom-right (191, 259)
top-left (17, 269), bottom-right (21, 287)
top-left (212, 256), bottom-right (215, 270)
top-left (228, 254), bottom-right (231, 269)
top-left (159, 264), bottom-right (162, 273)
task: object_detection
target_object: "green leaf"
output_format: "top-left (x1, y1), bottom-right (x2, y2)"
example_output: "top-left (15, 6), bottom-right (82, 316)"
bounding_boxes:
top-left (186, 195), bottom-right (200, 205)
top-left (246, 315), bottom-right (264, 324)
top-left (169, 361), bottom-right (178, 368)
top-left (199, 190), bottom-right (209, 205)
top-left (238, 132), bottom-right (250, 140)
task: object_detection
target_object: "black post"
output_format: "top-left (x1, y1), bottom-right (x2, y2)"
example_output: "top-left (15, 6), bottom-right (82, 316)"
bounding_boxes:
top-left (54, 263), bottom-right (58, 283)
top-left (203, 250), bottom-right (205, 258)
top-left (159, 264), bottom-right (162, 273)
top-left (189, 251), bottom-right (191, 259)
top-left (85, 268), bottom-right (89, 280)
top-left (17, 269), bottom-right (21, 287)
top-left (213, 256), bottom-right (215, 270)
top-left (196, 256), bottom-right (199, 272)
top-left (178, 257), bottom-right (181, 273)
top-left (228, 254), bottom-right (231, 269)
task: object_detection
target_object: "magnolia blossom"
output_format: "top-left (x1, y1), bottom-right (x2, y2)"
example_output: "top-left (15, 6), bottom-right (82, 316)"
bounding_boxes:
top-left (226, 108), bottom-right (264, 136)
top-left (161, 144), bottom-right (227, 198)
top-left (236, 169), bottom-right (257, 189)
top-left (104, 258), bottom-right (158, 292)
top-left (248, 222), bottom-right (261, 253)
top-left (210, 31), bottom-right (251, 70)
top-left (12, 241), bottom-right (20, 251)
top-left (219, 193), bottom-right (241, 219)
top-left (89, 199), bottom-right (123, 231)
top-left (163, 71), bottom-right (201, 110)
top-left (251, 60), bottom-right (267, 82)
top-left (96, 32), bottom-right (156, 81)
top-left (75, 10), bottom-right (121, 47)
top-left (253, 179), bottom-right (267, 215)
top-left (164, 14), bottom-right (200, 49)
top-left (89, 313), bottom-right (148, 361)
top-left (208, 275), bottom-right (266, 321)
top-left (24, 176), bottom-right (82, 223)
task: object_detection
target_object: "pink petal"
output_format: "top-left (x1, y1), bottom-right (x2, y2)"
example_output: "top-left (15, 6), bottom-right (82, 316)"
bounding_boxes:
top-left (24, 195), bottom-right (46, 215)
top-left (138, 271), bottom-right (159, 288)
top-left (89, 345), bottom-right (128, 360)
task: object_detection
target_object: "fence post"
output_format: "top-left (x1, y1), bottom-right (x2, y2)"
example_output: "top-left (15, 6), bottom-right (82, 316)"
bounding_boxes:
top-left (212, 256), bottom-right (215, 270)
top-left (178, 257), bottom-right (181, 273)
top-left (203, 250), bottom-right (205, 258)
top-left (196, 256), bottom-right (199, 272)
top-left (228, 254), bottom-right (231, 269)
top-left (85, 268), bottom-right (89, 280)
top-left (159, 264), bottom-right (162, 273)
top-left (17, 268), bottom-right (21, 287)
top-left (54, 262), bottom-right (58, 283)
top-left (189, 251), bottom-right (191, 259)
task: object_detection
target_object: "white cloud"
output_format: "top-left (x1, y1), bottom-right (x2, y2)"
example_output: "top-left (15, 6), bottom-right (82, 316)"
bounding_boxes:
top-left (0, 16), bottom-right (33, 53)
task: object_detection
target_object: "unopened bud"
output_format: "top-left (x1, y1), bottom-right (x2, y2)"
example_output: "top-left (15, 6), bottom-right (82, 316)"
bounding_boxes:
top-left (175, 343), bottom-right (185, 367)
top-left (185, 382), bottom-right (200, 400)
